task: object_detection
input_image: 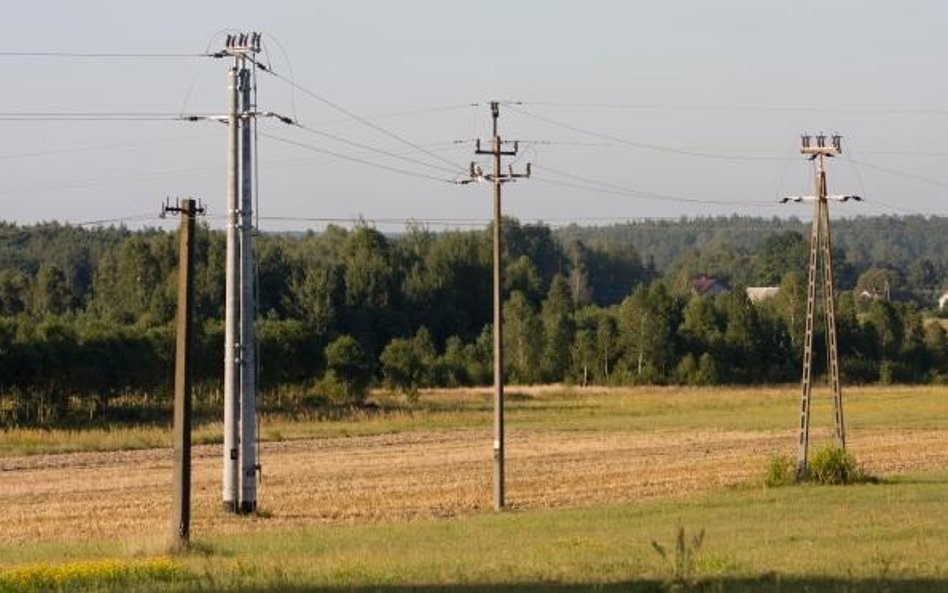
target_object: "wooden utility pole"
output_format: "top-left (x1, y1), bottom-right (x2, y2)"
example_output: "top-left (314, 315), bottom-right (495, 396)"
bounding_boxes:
top-left (166, 197), bottom-right (204, 550)
top-left (781, 134), bottom-right (861, 480)
top-left (460, 101), bottom-right (531, 510)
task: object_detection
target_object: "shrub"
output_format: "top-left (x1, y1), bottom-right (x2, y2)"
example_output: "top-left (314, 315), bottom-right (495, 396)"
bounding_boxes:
top-left (322, 335), bottom-right (373, 405)
top-left (763, 453), bottom-right (795, 487)
top-left (806, 446), bottom-right (869, 485)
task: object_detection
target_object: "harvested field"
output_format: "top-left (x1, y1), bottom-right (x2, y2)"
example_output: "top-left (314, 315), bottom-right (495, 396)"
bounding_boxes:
top-left (1, 417), bottom-right (945, 546)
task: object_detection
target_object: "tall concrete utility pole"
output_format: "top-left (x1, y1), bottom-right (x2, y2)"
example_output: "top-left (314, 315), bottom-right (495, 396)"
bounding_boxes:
top-left (166, 197), bottom-right (204, 549)
top-left (780, 133), bottom-right (861, 480)
top-left (460, 101), bottom-right (531, 510)
top-left (221, 32), bottom-right (261, 514)
top-left (222, 64), bottom-right (240, 512)
top-left (238, 65), bottom-right (257, 514)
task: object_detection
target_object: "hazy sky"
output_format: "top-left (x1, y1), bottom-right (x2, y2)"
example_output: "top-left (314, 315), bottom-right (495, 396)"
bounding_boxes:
top-left (3, 1), bottom-right (947, 231)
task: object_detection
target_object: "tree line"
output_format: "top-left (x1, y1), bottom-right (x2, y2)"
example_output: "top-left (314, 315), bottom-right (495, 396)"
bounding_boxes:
top-left (1, 216), bottom-right (947, 426)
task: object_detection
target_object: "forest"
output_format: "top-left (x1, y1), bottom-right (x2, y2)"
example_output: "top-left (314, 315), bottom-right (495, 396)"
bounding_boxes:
top-left (2, 215), bottom-right (948, 427)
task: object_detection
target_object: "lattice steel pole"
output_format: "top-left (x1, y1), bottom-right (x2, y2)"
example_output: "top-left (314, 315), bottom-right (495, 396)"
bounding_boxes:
top-left (781, 134), bottom-right (860, 480)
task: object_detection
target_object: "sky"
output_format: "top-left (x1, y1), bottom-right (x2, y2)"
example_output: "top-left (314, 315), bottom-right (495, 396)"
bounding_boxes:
top-left (3, 0), bottom-right (947, 232)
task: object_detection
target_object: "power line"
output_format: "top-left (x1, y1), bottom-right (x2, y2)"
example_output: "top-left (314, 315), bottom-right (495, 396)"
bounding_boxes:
top-left (0, 51), bottom-right (215, 58)
top-left (508, 105), bottom-right (795, 162)
top-left (258, 130), bottom-right (457, 184)
top-left (0, 115), bottom-right (192, 122)
top-left (847, 158), bottom-right (948, 189)
top-left (856, 150), bottom-right (948, 157)
top-left (73, 212), bottom-right (159, 227)
top-left (11, 211), bottom-right (948, 234)
top-left (532, 164), bottom-right (777, 207)
top-left (304, 104), bottom-right (477, 128)
top-left (255, 215), bottom-right (488, 227)
top-left (0, 162), bottom-right (219, 194)
top-left (271, 118), bottom-right (462, 175)
top-left (0, 132), bottom-right (218, 162)
top-left (524, 101), bottom-right (948, 116)
top-left (253, 61), bottom-right (467, 171)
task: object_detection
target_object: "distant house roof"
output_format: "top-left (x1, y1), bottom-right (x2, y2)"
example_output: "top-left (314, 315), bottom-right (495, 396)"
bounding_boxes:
top-left (691, 276), bottom-right (727, 297)
top-left (746, 287), bottom-right (780, 303)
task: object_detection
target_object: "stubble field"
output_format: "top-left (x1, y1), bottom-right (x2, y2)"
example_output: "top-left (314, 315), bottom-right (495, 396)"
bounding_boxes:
top-left (0, 385), bottom-right (946, 592)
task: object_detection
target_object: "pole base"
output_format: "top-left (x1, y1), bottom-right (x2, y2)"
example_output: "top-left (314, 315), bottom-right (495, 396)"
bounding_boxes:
top-left (222, 500), bottom-right (237, 513)
top-left (238, 500), bottom-right (256, 515)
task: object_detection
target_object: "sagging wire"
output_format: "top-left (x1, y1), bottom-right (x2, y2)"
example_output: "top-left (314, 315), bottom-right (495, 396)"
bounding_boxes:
top-left (249, 57), bottom-right (467, 172)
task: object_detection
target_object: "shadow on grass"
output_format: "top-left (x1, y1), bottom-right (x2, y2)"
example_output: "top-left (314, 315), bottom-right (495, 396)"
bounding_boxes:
top-left (206, 577), bottom-right (948, 593)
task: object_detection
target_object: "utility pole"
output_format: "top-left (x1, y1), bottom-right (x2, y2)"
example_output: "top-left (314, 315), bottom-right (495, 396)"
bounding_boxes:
top-left (238, 64), bottom-right (257, 515)
top-left (221, 32), bottom-right (261, 514)
top-left (165, 197), bottom-right (205, 550)
top-left (780, 133), bottom-right (861, 480)
top-left (460, 101), bottom-right (531, 510)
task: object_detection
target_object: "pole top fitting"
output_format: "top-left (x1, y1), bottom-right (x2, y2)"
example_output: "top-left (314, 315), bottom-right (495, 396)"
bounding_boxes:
top-left (800, 132), bottom-right (842, 157)
top-left (223, 32), bottom-right (262, 57)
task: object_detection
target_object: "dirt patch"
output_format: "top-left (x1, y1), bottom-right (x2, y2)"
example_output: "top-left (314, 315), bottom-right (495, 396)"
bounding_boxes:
top-left (0, 427), bottom-right (944, 545)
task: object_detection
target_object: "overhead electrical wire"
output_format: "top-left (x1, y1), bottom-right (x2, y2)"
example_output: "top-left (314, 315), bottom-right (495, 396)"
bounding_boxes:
top-left (508, 105), bottom-right (795, 162)
top-left (6, 47), bottom-right (947, 225)
top-left (255, 215), bottom-right (489, 228)
top-left (9, 210), bottom-right (948, 233)
top-left (0, 51), bottom-right (214, 58)
top-left (0, 132), bottom-right (218, 162)
top-left (0, 111), bottom-right (217, 123)
top-left (301, 104), bottom-right (477, 129)
top-left (846, 158), bottom-right (948, 189)
top-left (856, 150), bottom-right (948, 157)
top-left (0, 116), bottom-right (193, 122)
top-left (531, 164), bottom-right (778, 207)
top-left (0, 162), bottom-right (218, 194)
top-left (272, 118), bottom-right (462, 176)
top-left (74, 212), bottom-right (161, 227)
top-left (251, 59), bottom-right (467, 172)
top-left (257, 131), bottom-right (457, 184)
top-left (524, 101), bottom-right (948, 116)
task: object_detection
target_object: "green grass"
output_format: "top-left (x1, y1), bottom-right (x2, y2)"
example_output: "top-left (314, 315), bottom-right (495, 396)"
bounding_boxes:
top-left (1, 384), bottom-right (944, 457)
top-left (2, 471), bottom-right (946, 592)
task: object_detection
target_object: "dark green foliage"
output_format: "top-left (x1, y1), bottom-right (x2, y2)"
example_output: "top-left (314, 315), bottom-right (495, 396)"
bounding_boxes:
top-left (380, 327), bottom-right (437, 400)
top-left (322, 335), bottom-right (374, 405)
top-left (540, 275), bottom-right (575, 382)
top-left (503, 291), bottom-right (544, 384)
top-left (3, 215), bottom-right (948, 427)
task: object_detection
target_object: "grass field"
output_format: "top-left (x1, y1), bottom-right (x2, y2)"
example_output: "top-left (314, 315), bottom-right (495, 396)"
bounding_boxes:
top-left (0, 385), bottom-right (945, 592)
